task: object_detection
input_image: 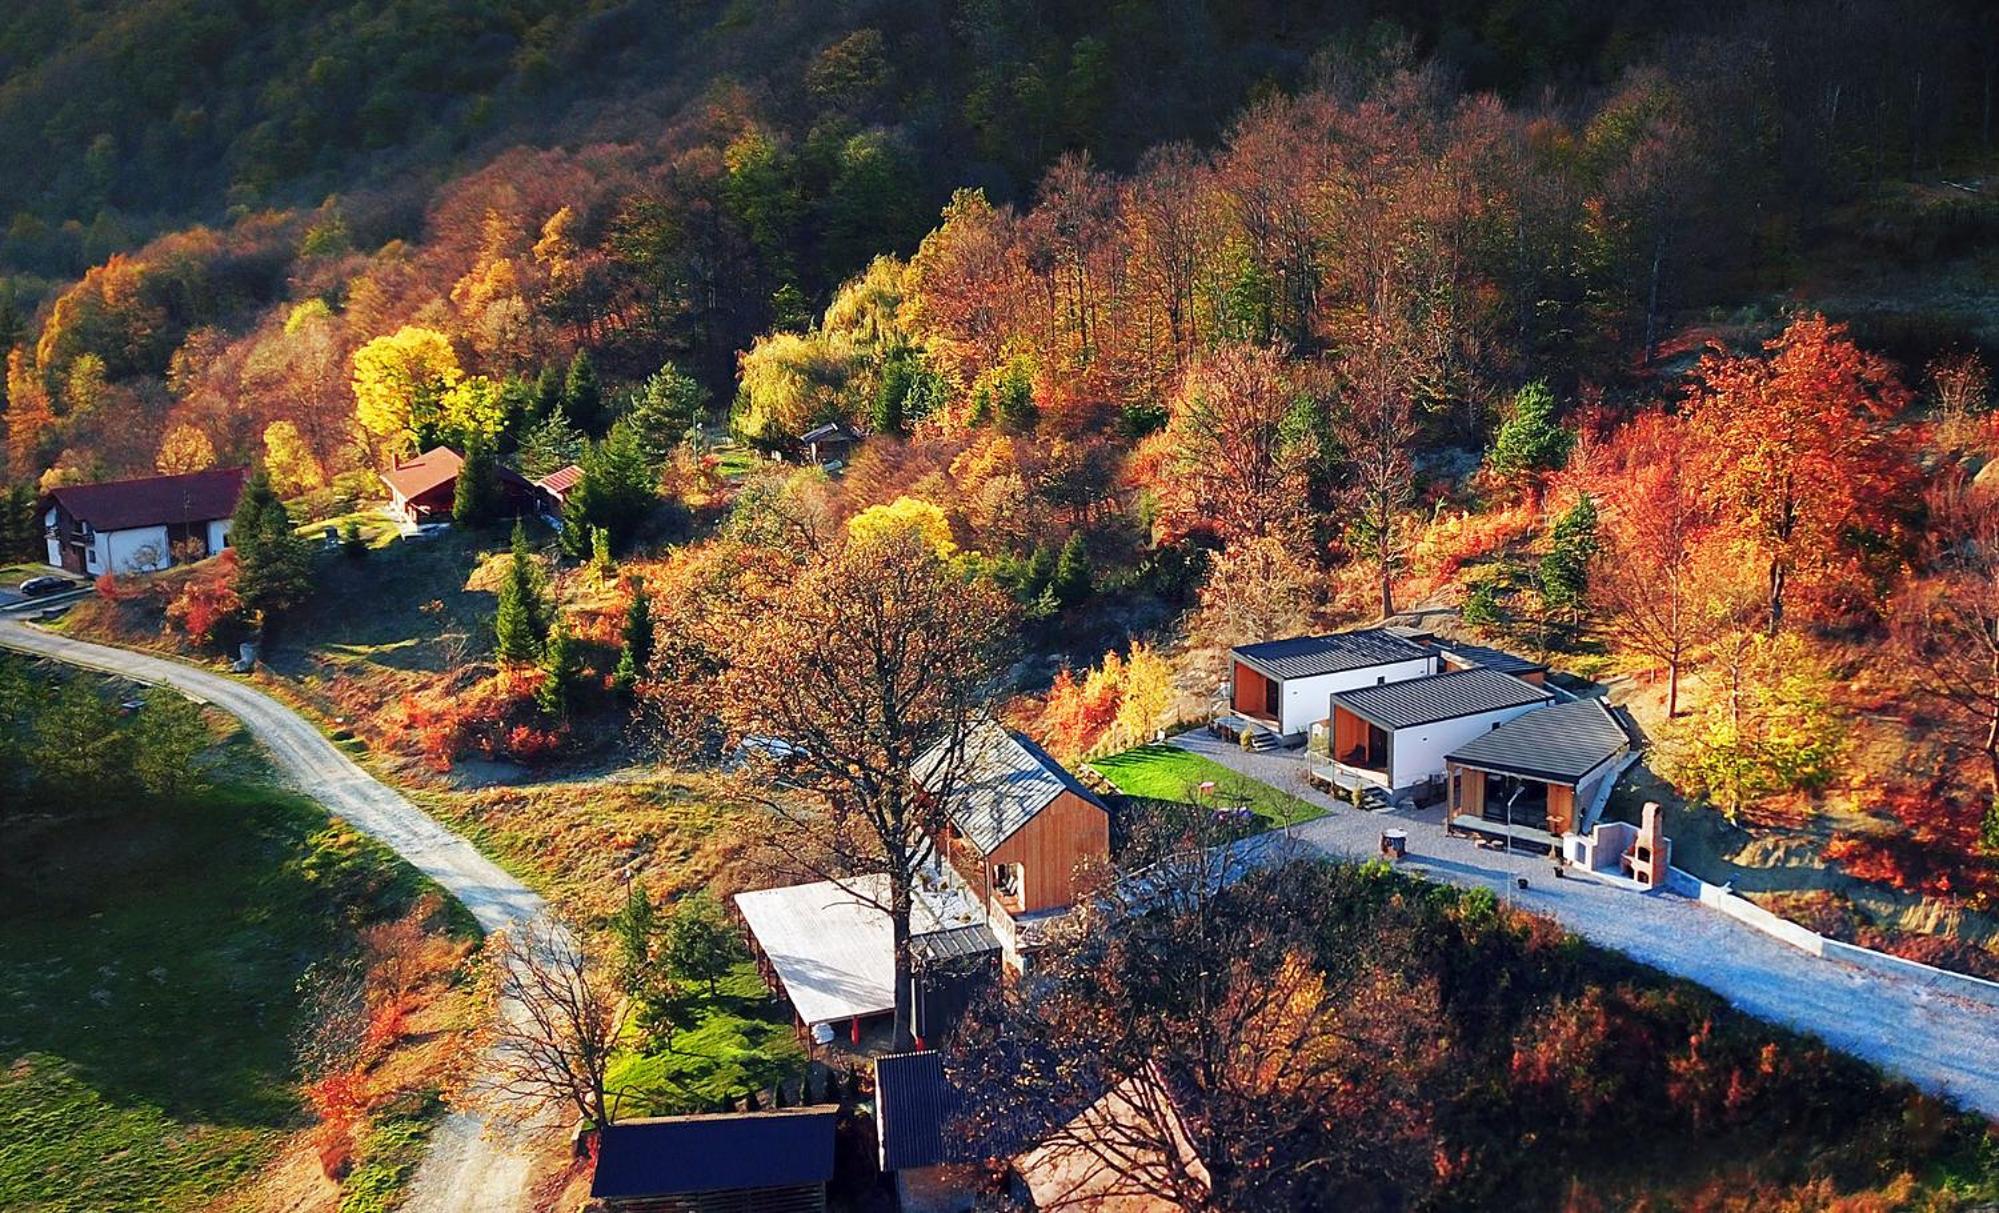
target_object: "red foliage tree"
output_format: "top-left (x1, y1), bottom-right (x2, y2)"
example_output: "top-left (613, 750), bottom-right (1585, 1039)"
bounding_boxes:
top-left (1685, 315), bottom-right (1912, 633)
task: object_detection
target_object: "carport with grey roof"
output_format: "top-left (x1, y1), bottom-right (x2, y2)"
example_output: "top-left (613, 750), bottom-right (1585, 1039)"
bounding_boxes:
top-left (1446, 697), bottom-right (1632, 784)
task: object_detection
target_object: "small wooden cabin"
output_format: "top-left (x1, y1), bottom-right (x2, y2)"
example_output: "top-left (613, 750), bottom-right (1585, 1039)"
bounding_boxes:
top-left (915, 720), bottom-right (1110, 917)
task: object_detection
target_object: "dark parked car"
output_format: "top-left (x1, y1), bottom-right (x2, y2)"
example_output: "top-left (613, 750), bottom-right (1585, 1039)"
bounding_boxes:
top-left (19, 575), bottom-right (76, 597)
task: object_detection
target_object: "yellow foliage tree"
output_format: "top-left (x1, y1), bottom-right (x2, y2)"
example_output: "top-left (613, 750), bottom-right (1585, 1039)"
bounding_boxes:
top-left (352, 326), bottom-right (463, 455)
top-left (5, 348), bottom-right (53, 481)
top-left (847, 496), bottom-right (956, 558)
top-left (438, 375), bottom-right (509, 443)
top-left (734, 329), bottom-right (857, 440)
top-left (1114, 641), bottom-right (1175, 748)
top-left (155, 423), bottom-right (217, 475)
top-left (263, 420), bottom-right (325, 495)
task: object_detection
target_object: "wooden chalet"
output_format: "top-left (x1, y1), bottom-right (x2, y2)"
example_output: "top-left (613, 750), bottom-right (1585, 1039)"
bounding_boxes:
top-left (380, 446), bottom-right (534, 525)
top-left (915, 720), bottom-right (1110, 925)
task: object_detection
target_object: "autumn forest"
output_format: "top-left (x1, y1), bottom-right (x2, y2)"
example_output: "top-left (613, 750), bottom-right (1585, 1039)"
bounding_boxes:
top-left (7, 0), bottom-right (1999, 1208)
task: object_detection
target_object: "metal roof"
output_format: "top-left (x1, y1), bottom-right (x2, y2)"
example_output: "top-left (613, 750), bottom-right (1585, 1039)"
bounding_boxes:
top-left (908, 924), bottom-right (1001, 965)
top-left (1436, 641), bottom-right (1548, 676)
top-left (799, 421), bottom-right (858, 444)
top-left (590, 1109), bottom-right (836, 1198)
top-left (914, 720), bottom-right (1105, 855)
top-left (1445, 697), bottom-right (1632, 784)
top-left (1333, 668), bottom-right (1551, 730)
top-left (734, 874), bottom-right (982, 1026)
top-left (874, 1051), bottom-right (955, 1172)
top-left (1230, 628), bottom-right (1432, 680)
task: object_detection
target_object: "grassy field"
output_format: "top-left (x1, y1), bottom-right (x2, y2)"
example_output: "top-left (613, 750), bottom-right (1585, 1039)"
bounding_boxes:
top-left (606, 958), bottom-right (806, 1118)
top-left (1089, 744), bottom-right (1325, 827)
top-left (0, 756), bottom-right (469, 1213)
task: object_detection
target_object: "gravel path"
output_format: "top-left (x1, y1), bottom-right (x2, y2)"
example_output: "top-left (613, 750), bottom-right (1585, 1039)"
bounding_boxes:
top-left (0, 620), bottom-right (553, 1213)
top-left (1173, 730), bottom-right (1999, 1118)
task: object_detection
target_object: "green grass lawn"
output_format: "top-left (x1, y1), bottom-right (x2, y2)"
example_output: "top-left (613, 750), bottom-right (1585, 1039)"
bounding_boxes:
top-left (1089, 744), bottom-right (1325, 828)
top-left (0, 772), bottom-right (465, 1213)
top-left (605, 959), bottom-right (805, 1118)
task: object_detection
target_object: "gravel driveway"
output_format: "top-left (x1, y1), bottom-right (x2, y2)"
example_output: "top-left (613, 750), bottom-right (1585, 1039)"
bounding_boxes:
top-left (1172, 730), bottom-right (1999, 1119)
top-left (0, 620), bottom-right (555, 1213)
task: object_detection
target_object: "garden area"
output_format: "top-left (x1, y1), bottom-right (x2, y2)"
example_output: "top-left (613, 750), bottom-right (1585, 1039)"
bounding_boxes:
top-left (1089, 743), bottom-right (1324, 828)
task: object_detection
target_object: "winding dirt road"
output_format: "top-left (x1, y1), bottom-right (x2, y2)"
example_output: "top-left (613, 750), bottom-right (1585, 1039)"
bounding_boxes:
top-left (0, 619), bottom-right (552, 1212)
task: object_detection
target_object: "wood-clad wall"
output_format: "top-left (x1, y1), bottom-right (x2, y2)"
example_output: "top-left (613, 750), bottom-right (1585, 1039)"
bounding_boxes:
top-left (1231, 662), bottom-right (1274, 717)
top-left (1332, 707), bottom-right (1371, 763)
top-left (987, 790), bottom-right (1111, 914)
top-left (1547, 784), bottom-right (1576, 835)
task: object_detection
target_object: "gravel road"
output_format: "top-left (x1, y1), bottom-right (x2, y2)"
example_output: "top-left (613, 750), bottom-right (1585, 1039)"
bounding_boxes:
top-left (0, 620), bottom-right (554, 1212)
top-left (1174, 730), bottom-right (1999, 1119)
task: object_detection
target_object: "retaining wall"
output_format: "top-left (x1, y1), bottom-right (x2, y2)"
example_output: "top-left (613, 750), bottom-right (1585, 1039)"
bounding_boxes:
top-left (1668, 867), bottom-right (1999, 1008)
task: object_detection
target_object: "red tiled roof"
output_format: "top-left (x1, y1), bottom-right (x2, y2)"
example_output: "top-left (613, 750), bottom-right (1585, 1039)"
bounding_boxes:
top-left (380, 447), bottom-right (463, 501)
top-left (536, 463), bottom-right (584, 494)
top-left (44, 467), bottom-right (247, 532)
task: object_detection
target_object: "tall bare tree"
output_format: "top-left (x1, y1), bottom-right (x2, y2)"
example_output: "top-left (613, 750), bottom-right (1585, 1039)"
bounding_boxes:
top-left (953, 858), bottom-right (1447, 1211)
top-left (1896, 473), bottom-right (1999, 847)
top-left (1333, 311), bottom-right (1421, 619)
top-left (657, 527), bottom-right (1015, 1050)
top-left (480, 922), bottom-right (629, 1131)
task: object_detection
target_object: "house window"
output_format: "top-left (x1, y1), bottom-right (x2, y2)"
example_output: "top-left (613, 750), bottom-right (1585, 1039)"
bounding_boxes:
top-left (991, 863), bottom-right (1021, 899)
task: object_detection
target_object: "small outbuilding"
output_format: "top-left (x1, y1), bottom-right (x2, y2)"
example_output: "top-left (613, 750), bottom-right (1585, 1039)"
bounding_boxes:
top-left (1325, 668), bottom-right (1553, 793)
top-left (1445, 697), bottom-right (1633, 849)
top-left (733, 873), bottom-right (996, 1046)
top-left (1225, 629), bottom-right (1437, 742)
top-left (590, 1108), bottom-right (837, 1212)
top-left (533, 463), bottom-right (584, 515)
top-left (798, 421), bottom-right (861, 467)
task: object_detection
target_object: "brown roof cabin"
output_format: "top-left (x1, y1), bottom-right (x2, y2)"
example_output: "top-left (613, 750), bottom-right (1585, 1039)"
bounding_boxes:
top-left (915, 720), bottom-right (1110, 922)
top-left (379, 446), bottom-right (534, 525)
top-left (533, 462), bottom-right (584, 514)
top-left (40, 467), bottom-right (247, 576)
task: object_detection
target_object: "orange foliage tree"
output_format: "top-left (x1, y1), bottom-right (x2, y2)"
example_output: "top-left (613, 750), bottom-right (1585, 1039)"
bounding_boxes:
top-left (1685, 315), bottom-right (1911, 634)
top-left (1585, 410), bottom-right (1721, 716)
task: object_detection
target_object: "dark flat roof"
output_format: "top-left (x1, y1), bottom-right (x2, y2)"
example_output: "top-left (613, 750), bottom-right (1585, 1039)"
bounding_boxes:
top-left (1333, 668), bottom-right (1551, 730)
top-left (1230, 628), bottom-right (1432, 681)
top-left (589, 1109), bottom-right (837, 1198)
top-left (1437, 641), bottom-right (1547, 676)
top-left (1446, 698), bottom-right (1632, 784)
top-left (875, 1051), bottom-right (955, 1172)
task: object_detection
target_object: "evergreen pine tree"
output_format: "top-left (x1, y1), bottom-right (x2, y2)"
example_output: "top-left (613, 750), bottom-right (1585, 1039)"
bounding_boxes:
top-left (1051, 531), bottom-right (1094, 608)
top-left (1489, 380), bottom-right (1575, 481)
top-left (563, 350), bottom-right (603, 434)
top-left (494, 522), bottom-right (549, 662)
top-left (452, 435), bottom-right (499, 528)
top-left (340, 518), bottom-right (366, 559)
top-left (561, 421), bottom-right (656, 558)
top-left (1540, 494), bottom-right (1599, 617)
top-left (536, 615), bottom-right (579, 717)
top-left (230, 469), bottom-right (312, 624)
top-left (612, 578), bottom-right (654, 698)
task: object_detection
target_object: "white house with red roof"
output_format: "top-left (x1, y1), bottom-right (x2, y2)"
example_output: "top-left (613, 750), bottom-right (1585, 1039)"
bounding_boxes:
top-left (40, 467), bottom-right (248, 576)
